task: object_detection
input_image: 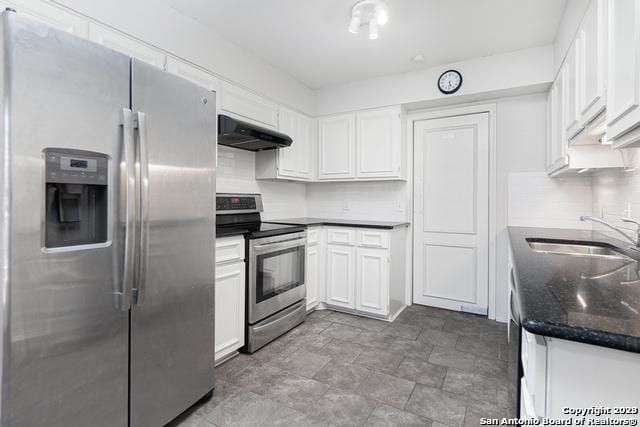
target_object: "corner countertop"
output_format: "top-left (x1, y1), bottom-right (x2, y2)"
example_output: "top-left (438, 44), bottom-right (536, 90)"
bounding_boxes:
top-left (265, 217), bottom-right (410, 230)
top-left (508, 226), bottom-right (640, 353)
top-left (216, 228), bottom-right (249, 238)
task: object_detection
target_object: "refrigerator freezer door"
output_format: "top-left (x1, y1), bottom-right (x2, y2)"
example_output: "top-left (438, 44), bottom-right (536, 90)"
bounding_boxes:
top-left (129, 59), bottom-right (216, 426)
top-left (2, 14), bottom-right (130, 426)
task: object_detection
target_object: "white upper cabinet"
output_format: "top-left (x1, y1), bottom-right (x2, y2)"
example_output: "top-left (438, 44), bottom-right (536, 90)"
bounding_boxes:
top-left (297, 115), bottom-right (312, 178)
top-left (219, 82), bottom-right (279, 129)
top-left (356, 106), bottom-right (401, 178)
top-left (577, 0), bottom-right (607, 126)
top-left (606, 0), bottom-right (640, 147)
top-left (89, 24), bottom-right (166, 69)
top-left (165, 57), bottom-right (219, 92)
top-left (318, 114), bottom-right (356, 180)
top-left (278, 107), bottom-right (311, 180)
top-left (5, 0), bottom-right (88, 37)
top-left (547, 77), bottom-right (568, 173)
top-left (277, 107), bottom-right (298, 177)
top-left (562, 41), bottom-right (583, 140)
top-left (255, 107), bottom-right (312, 181)
top-left (318, 106), bottom-right (404, 181)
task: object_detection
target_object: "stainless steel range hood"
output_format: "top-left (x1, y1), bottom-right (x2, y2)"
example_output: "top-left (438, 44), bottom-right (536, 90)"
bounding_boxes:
top-left (218, 114), bottom-right (292, 151)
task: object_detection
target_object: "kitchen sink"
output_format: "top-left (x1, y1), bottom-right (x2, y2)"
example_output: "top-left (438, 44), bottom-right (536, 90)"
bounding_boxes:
top-left (526, 239), bottom-right (634, 262)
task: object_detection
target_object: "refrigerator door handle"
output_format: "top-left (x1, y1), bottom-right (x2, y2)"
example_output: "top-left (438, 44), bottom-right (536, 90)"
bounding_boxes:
top-left (134, 111), bottom-right (150, 305)
top-left (120, 108), bottom-right (136, 310)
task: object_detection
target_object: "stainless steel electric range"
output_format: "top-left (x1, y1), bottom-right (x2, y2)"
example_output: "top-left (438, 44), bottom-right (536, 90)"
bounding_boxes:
top-left (216, 193), bottom-right (307, 353)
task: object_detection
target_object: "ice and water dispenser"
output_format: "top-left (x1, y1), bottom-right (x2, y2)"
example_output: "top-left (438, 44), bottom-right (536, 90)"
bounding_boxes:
top-left (44, 149), bottom-right (109, 248)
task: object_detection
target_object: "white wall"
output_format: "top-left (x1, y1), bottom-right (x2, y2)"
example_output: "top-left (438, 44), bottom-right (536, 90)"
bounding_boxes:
top-left (48, 0), bottom-right (314, 114)
top-left (217, 146), bottom-right (306, 220)
top-left (507, 173), bottom-right (593, 228)
top-left (305, 181), bottom-right (408, 222)
top-left (314, 45), bottom-right (554, 115)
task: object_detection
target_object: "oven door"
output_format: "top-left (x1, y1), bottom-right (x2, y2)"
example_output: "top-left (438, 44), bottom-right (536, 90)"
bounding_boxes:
top-left (249, 232), bottom-right (307, 324)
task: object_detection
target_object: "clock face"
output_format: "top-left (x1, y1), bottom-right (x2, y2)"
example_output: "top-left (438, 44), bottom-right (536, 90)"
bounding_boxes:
top-left (438, 70), bottom-right (462, 94)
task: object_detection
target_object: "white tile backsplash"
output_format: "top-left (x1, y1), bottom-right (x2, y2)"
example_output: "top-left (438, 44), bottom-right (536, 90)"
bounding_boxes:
top-left (508, 172), bottom-right (593, 229)
top-left (592, 147), bottom-right (640, 235)
top-left (216, 146), bottom-right (306, 219)
top-left (305, 181), bottom-right (409, 222)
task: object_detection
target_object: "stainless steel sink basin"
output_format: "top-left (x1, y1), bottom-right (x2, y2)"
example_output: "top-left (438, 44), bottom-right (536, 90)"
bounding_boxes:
top-left (526, 239), bottom-right (634, 262)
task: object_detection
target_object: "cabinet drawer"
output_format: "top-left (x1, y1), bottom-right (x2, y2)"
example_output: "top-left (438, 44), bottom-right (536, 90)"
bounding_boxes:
top-left (357, 230), bottom-right (390, 248)
top-left (307, 227), bottom-right (321, 245)
top-left (327, 228), bottom-right (355, 246)
top-left (216, 236), bottom-right (245, 264)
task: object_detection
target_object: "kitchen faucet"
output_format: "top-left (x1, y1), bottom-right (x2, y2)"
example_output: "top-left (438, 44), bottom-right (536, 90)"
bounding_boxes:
top-left (580, 215), bottom-right (640, 249)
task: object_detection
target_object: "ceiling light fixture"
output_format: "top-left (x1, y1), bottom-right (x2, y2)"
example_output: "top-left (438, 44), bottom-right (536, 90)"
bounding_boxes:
top-left (369, 18), bottom-right (379, 39)
top-left (348, 0), bottom-right (389, 39)
top-left (348, 11), bottom-right (361, 34)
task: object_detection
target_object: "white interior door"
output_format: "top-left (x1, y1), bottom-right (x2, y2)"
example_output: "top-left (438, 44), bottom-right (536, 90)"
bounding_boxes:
top-left (413, 113), bottom-right (489, 314)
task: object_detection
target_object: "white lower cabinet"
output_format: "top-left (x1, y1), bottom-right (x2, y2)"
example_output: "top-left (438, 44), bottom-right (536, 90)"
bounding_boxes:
top-left (305, 227), bottom-right (324, 311)
top-left (319, 227), bottom-right (407, 319)
top-left (215, 236), bottom-right (245, 364)
top-left (355, 247), bottom-right (389, 316)
top-left (520, 329), bottom-right (640, 421)
top-left (326, 244), bottom-right (356, 309)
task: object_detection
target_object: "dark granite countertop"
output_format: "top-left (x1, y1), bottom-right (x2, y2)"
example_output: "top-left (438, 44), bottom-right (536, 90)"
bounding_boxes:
top-left (216, 228), bottom-right (249, 238)
top-left (265, 217), bottom-right (410, 230)
top-left (508, 226), bottom-right (640, 353)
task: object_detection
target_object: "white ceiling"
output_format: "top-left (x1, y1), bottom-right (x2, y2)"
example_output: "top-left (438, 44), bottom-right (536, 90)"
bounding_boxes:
top-left (163, 0), bottom-right (567, 90)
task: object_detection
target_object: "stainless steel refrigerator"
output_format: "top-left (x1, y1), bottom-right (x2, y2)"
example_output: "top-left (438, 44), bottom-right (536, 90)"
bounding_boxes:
top-left (0, 12), bottom-right (216, 426)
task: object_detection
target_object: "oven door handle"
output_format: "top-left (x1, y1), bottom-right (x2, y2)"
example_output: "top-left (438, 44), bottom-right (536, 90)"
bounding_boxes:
top-left (252, 238), bottom-right (307, 254)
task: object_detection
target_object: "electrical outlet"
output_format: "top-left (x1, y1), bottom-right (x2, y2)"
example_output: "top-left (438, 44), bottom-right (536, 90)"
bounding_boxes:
top-left (342, 199), bottom-right (351, 211)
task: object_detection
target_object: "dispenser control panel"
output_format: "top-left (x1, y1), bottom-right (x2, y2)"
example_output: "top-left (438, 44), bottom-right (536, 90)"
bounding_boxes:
top-left (45, 151), bottom-right (107, 186)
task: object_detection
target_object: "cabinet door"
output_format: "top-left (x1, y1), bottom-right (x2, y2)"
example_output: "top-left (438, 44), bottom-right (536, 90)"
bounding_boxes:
top-left (89, 24), bottom-right (166, 69)
top-left (356, 107), bottom-right (401, 178)
top-left (578, 0), bottom-right (607, 125)
top-left (165, 57), bottom-right (219, 92)
top-left (355, 248), bottom-right (389, 316)
top-left (547, 78), bottom-right (569, 173)
top-left (326, 244), bottom-right (355, 309)
top-left (606, 0), bottom-right (640, 141)
top-left (562, 42), bottom-right (583, 139)
top-left (297, 114), bottom-right (312, 179)
top-left (318, 114), bottom-right (356, 180)
top-left (5, 0), bottom-right (88, 36)
top-left (306, 244), bottom-right (320, 310)
top-left (277, 107), bottom-right (299, 178)
top-left (219, 82), bottom-right (279, 129)
top-left (214, 262), bottom-right (246, 362)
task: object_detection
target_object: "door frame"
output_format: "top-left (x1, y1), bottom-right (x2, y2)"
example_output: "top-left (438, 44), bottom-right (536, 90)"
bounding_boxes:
top-left (407, 103), bottom-right (497, 320)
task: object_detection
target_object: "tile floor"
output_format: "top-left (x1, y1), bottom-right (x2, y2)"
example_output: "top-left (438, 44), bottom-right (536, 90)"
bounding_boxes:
top-left (170, 304), bottom-right (511, 427)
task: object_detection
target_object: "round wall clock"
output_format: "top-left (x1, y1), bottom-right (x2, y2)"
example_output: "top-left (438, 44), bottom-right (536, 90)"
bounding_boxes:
top-left (438, 69), bottom-right (462, 95)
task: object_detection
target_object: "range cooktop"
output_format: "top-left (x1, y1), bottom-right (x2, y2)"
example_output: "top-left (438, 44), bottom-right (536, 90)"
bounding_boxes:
top-left (216, 193), bottom-right (306, 239)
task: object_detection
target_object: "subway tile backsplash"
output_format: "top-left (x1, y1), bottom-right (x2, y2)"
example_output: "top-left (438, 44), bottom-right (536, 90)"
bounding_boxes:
top-left (508, 172), bottom-right (592, 229)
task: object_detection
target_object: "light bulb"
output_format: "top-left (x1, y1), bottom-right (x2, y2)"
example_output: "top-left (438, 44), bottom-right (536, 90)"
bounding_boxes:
top-left (369, 19), bottom-right (379, 40)
top-left (376, 6), bottom-right (388, 25)
top-left (348, 13), bottom-right (361, 34)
